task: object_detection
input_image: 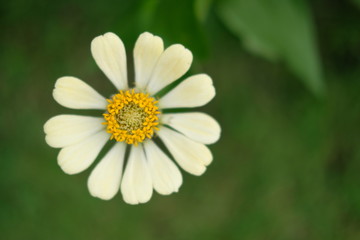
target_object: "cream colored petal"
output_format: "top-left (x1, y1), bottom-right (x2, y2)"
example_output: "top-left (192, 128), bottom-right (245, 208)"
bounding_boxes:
top-left (120, 145), bottom-right (153, 205)
top-left (87, 142), bottom-right (126, 200)
top-left (146, 44), bottom-right (192, 95)
top-left (53, 76), bottom-right (107, 109)
top-left (157, 127), bottom-right (213, 176)
top-left (91, 32), bottom-right (128, 90)
top-left (144, 140), bottom-right (182, 195)
top-left (159, 74), bottom-right (215, 109)
top-left (134, 32), bottom-right (164, 90)
top-left (44, 115), bottom-right (105, 148)
top-left (57, 131), bottom-right (109, 175)
top-left (162, 112), bottom-right (221, 144)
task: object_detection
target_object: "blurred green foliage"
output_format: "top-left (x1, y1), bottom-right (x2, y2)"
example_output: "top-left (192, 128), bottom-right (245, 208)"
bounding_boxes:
top-left (218, 0), bottom-right (323, 96)
top-left (1, 0), bottom-right (360, 239)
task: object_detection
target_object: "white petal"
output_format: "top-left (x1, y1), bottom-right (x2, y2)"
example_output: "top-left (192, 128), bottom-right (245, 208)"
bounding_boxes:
top-left (120, 145), bottom-right (153, 204)
top-left (91, 32), bottom-right (128, 90)
top-left (134, 32), bottom-right (164, 90)
top-left (144, 140), bottom-right (182, 195)
top-left (58, 131), bottom-right (109, 175)
top-left (157, 127), bottom-right (213, 176)
top-left (44, 115), bottom-right (105, 148)
top-left (53, 76), bottom-right (107, 109)
top-left (146, 44), bottom-right (192, 95)
top-left (88, 142), bottom-right (126, 200)
top-left (162, 112), bottom-right (221, 144)
top-left (159, 74), bottom-right (215, 109)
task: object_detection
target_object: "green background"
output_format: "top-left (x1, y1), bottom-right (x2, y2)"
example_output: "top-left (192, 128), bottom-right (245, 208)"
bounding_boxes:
top-left (1, 0), bottom-right (360, 239)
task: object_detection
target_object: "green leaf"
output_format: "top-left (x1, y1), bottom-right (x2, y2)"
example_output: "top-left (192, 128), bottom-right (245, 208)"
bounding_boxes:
top-left (353, 0), bottom-right (360, 9)
top-left (195, 0), bottom-right (214, 23)
top-left (135, 0), bottom-right (209, 58)
top-left (217, 0), bottom-right (324, 96)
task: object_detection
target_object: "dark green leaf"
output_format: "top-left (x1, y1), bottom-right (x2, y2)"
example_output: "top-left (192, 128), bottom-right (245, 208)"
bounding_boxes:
top-left (217, 0), bottom-right (324, 96)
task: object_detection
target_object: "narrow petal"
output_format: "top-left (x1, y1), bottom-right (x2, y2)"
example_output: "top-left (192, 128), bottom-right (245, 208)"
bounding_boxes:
top-left (162, 112), bottom-right (221, 144)
top-left (159, 74), bottom-right (215, 109)
top-left (121, 145), bottom-right (153, 204)
top-left (88, 142), bottom-right (126, 200)
top-left (157, 127), bottom-right (213, 176)
top-left (53, 76), bottom-right (107, 109)
top-left (58, 131), bottom-right (109, 175)
top-left (144, 140), bottom-right (182, 195)
top-left (146, 44), bottom-right (192, 95)
top-left (44, 115), bottom-right (105, 148)
top-left (91, 32), bottom-right (128, 90)
top-left (134, 32), bottom-right (164, 90)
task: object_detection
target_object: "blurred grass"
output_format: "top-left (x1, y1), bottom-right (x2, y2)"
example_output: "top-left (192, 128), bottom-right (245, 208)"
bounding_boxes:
top-left (1, 0), bottom-right (360, 239)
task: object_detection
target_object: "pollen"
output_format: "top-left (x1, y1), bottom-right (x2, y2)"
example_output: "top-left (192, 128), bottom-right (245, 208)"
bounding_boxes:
top-left (103, 89), bottom-right (160, 145)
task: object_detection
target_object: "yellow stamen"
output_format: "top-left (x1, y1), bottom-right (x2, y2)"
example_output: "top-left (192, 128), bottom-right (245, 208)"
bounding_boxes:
top-left (103, 89), bottom-right (160, 145)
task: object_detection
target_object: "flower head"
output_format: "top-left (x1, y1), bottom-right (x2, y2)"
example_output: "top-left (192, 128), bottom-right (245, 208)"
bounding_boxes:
top-left (44, 32), bottom-right (221, 204)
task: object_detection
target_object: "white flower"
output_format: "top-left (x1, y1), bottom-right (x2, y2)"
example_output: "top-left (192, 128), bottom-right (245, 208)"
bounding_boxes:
top-left (44, 32), bottom-right (221, 204)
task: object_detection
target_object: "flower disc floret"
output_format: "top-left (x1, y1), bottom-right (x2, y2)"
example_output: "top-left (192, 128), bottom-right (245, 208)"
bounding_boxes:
top-left (103, 89), bottom-right (160, 145)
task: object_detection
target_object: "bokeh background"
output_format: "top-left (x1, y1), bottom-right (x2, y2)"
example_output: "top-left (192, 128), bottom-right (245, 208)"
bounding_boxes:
top-left (1, 0), bottom-right (360, 239)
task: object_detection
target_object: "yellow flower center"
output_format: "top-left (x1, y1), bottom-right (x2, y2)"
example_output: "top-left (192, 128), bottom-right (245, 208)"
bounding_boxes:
top-left (103, 89), bottom-right (160, 145)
